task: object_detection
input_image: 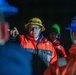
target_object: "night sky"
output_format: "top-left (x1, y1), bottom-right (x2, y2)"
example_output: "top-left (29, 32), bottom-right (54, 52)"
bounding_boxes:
top-left (6, 0), bottom-right (76, 54)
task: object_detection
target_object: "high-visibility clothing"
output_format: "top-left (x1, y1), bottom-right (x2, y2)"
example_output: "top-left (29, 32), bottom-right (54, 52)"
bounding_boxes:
top-left (18, 34), bottom-right (57, 75)
top-left (43, 44), bottom-right (76, 75)
top-left (53, 39), bottom-right (67, 58)
top-left (19, 34), bottom-right (57, 65)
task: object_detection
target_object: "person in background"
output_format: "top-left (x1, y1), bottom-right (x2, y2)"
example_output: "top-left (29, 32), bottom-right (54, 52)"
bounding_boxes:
top-left (9, 17), bottom-right (57, 75)
top-left (0, 42), bottom-right (32, 75)
top-left (43, 16), bottom-right (76, 75)
top-left (47, 24), bottom-right (67, 58)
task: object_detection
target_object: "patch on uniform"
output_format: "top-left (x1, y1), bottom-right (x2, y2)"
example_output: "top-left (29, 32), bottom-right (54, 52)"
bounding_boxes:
top-left (44, 50), bottom-right (52, 55)
top-left (58, 57), bottom-right (67, 67)
top-left (43, 41), bottom-right (49, 45)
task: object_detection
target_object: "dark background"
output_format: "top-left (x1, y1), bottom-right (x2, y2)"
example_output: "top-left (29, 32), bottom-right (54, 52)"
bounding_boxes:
top-left (6, 0), bottom-right (76, 55)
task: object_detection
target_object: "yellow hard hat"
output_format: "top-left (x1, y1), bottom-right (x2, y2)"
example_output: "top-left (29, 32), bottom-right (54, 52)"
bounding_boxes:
top-left (24, 17), bottom-right (45, 31)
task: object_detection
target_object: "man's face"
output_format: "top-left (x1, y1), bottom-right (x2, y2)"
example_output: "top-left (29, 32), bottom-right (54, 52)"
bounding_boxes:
top-left (70, 30), bottom-right (76, 44)
top-left (49, 32), bottom-right (57, 42)
top-left (28, 25), bottom-right (41, 39)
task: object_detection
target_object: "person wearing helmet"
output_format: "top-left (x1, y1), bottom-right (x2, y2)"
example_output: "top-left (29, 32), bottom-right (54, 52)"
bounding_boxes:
top-left (9, 17), bottom-right (57, 75)
top-left (47, 24), bottom-right (67, 58)
top-left (43, 16), bottom-right (76, 75)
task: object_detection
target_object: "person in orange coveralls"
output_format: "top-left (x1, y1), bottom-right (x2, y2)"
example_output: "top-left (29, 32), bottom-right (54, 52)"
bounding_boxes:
top-left (9, 17), bottom-right (57, 75)
top-left (47, 24), bottom-right (67, 58)
top-left (43, 16), bottom-right (76, 75)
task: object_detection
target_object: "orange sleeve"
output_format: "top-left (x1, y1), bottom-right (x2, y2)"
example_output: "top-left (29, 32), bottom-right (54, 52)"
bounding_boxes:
top-left (60, 46), bottom-right (67, 57)
top-left (50, 43), bottom-right (57, 64)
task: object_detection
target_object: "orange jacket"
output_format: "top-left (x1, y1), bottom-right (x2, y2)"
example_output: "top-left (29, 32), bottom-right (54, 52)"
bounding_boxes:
top-left (43, 44), bottom-right (76, 75)
top-left (18, 34), bottom-right (57, 65)
top-left (53, 39), bottom-right (67, 58)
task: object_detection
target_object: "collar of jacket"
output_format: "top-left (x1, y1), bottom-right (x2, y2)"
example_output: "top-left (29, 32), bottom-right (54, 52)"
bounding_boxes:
top-left (25, 33), bottom-right (48, 44)
top-left (26, 33), bottom-right (44, 42)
